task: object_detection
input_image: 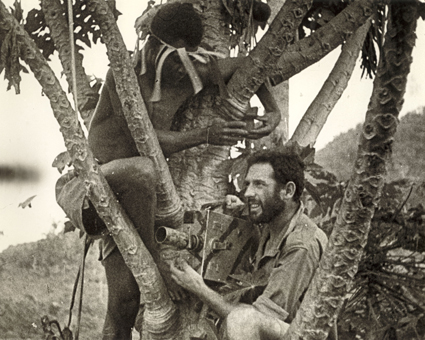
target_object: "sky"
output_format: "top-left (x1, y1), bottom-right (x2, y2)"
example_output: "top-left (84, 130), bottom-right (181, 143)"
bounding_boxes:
top-left (1, 0), bottom-right (424, 252)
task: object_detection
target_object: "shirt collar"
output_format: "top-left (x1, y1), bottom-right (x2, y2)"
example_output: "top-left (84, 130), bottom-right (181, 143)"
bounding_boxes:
top-left (259, 202), bottom-right (305, 258)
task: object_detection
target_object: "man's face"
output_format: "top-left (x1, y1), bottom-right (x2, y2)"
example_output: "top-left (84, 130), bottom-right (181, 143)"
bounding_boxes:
top-left (243, 163), bottom-right (285, 224)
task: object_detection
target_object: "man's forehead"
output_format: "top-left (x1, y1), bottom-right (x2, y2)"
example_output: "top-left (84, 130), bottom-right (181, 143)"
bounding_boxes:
top-left (246, 163), bottom-right (275, 180)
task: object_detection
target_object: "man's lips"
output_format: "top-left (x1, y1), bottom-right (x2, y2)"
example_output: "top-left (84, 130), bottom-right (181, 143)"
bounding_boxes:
top-left (249, 202), bottom-right (261, 212)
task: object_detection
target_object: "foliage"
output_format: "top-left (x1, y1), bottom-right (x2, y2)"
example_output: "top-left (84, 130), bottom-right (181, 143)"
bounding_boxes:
top-left (24, 0), bottom-right (121, 60)
top-left (297, 158), bottom-right (425, 339)
top-left (299, 0), bottom-right (384, 78)
top-left (0, 0), bottom-right (28, 93)
top-left (338, 179), bottom-right (425, 339)
top-left (316, 108), bottom-right (425, 182)
top-left (222, 0), bottom-right (270, 51)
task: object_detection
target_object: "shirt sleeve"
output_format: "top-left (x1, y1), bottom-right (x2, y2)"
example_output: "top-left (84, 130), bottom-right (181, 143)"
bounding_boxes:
top-left (252, 243), bottom-right (320, 322)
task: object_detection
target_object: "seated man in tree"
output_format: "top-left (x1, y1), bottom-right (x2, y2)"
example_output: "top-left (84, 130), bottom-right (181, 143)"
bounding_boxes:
top-left (171, 149), bottom-right (336, 339)
top-left (56, 2), bottom-right (280, 339)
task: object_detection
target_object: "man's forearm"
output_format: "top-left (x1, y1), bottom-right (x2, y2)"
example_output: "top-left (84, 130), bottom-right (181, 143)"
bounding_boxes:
top-left (196, 281), bottom-right (246, 318)
top-left (256, 83), bottom-right (280, 113)
top-left (156, 128), bottom-right (207, 158)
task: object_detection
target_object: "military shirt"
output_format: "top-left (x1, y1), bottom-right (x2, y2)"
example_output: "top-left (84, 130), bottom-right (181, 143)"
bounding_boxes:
top-left (248, 203), bottom-right (328, 323)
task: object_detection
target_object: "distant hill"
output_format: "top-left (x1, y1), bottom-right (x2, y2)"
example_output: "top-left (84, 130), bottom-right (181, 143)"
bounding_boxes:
top-left (0, 230), bottom-right (106, 339)
top-left (316, 107), bottom-right (425, 182)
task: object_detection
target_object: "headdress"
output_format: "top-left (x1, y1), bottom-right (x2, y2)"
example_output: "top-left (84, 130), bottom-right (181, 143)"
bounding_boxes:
top-left (133, 3), bottom-right (226, 102)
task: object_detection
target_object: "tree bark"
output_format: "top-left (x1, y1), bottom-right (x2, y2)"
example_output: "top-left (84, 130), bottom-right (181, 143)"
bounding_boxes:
top-left (290, 19), bottom-right (372, 147)
top-left (41, 0), bottom-right (98, 126)
top-left (271, 0), bottom-right (376, 85)
top-left (224, 0), bottom-right (313, 111)
top-left (0, 2), bottom-right (180, 339)
top-left (86, 0), bottom-right (183, 227)
top-left (284, 2), bottom-right (418, 339)
top-left (167, 0), bottom-right (234, 211)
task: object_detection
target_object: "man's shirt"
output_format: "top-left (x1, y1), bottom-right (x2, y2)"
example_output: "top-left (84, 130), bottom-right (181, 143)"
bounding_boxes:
top-left (245, 203), bottom-right (328, 323)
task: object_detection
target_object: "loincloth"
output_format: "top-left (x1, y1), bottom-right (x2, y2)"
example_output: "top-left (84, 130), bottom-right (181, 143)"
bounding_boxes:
top-left (55, 171), bottom-right (118, 261)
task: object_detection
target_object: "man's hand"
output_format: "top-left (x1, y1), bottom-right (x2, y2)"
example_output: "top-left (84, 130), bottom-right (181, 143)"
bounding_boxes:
top-left (156, 256), bottom-right (187, 301)
top-left (224, 194), bottom-right (245, 216)
top-left (207, 121), bottom-right (248, 146)
top-left (246, 110), bottom-right (280, 139)
top-left (170, 258), bottom-right (205, 295)
top-left (225, 194), bottom-right (245, 210)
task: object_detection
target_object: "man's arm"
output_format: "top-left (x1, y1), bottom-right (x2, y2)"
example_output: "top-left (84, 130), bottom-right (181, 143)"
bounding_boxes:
top-left (170, 259), bottom-right (248, 318)
top-left (252, 245), bottom-right (320, 322)
top-left (195, 56), bottom-right (247, 85)
top-left (245, 83), bottom-right (281, 139)
top-left (156, 121), bottom-right (249, 158)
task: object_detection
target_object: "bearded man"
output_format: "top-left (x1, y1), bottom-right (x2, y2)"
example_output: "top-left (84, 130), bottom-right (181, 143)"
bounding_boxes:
top-left (171, 149), bottom-right (335, 339)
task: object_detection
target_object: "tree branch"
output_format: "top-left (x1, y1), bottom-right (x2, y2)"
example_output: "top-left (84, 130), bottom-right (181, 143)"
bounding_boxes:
top-left (41, 0), bottom-right (98, 126)
top-left (224, 0), bottom-right (313, 109)
top-left (290, 19), bottom-right (372, 147)
top-left (86, 0), bottom-right (183, 227)
top-left (271, 0), bottom-right (375, 85)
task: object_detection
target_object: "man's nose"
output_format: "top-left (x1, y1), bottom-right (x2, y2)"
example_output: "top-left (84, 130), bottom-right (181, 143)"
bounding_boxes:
top-left (244, 184), bottom-right (254, 198)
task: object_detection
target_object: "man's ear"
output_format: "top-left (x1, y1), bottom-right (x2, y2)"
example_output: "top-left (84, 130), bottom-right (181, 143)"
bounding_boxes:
top-left (280, 181), bottom-right (296, 200)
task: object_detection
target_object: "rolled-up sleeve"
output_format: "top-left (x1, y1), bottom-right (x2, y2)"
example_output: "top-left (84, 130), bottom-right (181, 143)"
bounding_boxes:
top-left (252, 243), bottom-right (320, 322)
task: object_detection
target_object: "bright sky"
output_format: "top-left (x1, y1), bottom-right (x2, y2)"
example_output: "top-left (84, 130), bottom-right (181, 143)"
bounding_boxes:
top-left (1, 0), bottom-right (424, 252)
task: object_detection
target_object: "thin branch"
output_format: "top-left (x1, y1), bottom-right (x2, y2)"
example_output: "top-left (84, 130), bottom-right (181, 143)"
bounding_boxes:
top-left (290, 19), bottom-right (372, 147)
top-left (41, 0), bottom-right (99, 126)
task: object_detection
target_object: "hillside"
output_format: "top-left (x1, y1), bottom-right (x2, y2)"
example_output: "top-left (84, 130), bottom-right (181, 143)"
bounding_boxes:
top-left (0, 231), bottom-right (107, 339)
top-left (316, 107), bottom-right (425, 182)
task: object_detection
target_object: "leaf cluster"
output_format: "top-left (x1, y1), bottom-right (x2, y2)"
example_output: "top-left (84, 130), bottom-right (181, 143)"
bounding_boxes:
top-left (24, 0), bottom-right (121, 60)
top-left (326, 179), bottom-right (425, 339)
top-left (299, 0), bottom-right (384, 79)
top-left (222, 0), bottom-right (270, 53)
top-left (0, 1), bottom-right (29, 93)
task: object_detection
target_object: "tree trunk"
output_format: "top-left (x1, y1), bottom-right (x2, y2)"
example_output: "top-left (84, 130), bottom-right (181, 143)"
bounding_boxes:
top-left (41, 0), bottom-right (98, 126)
top-left (284, 2), bottom-right (418, 339)
top-left (290, 19), bottom-right (372, 147)
top-left (167, 0), bottom-right (233, 211)
top-left (0, 2), bottom-right (180, 339)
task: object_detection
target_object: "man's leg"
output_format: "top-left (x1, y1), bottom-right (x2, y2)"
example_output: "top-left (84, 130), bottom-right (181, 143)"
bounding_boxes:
top-left (102, 248), bottom-right (140, 340)
top-left (99, 157), bottom-right (157, 340)
top-left (223, 306), bottom-right (289, 340)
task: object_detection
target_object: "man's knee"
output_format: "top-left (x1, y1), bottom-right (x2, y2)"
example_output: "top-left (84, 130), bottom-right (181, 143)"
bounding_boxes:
top-left (102, 157), bottom-right (157, 193)
top-left (224, 307), bottom-right (260, 339)
top-left (127, 157), bottom-right (156, 186)
top-left (224, 307), bottom-right (286, 340)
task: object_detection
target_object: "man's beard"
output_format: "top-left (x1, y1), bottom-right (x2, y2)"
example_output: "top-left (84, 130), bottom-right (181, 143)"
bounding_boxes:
top-left (249, 190), bottom-right (286, 224)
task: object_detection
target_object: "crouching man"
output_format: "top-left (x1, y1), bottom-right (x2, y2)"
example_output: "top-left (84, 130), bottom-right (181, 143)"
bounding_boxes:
top-left (171, 149), bottom-right (337, 339)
